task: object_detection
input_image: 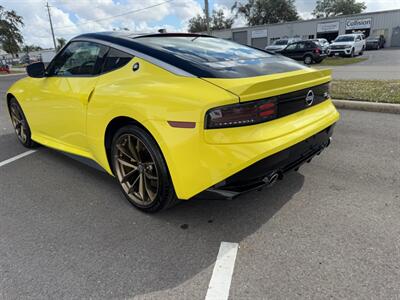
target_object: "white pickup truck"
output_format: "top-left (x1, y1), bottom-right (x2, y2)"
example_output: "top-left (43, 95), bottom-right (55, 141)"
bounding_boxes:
top-left (327, 34), bottom-right (366, 57)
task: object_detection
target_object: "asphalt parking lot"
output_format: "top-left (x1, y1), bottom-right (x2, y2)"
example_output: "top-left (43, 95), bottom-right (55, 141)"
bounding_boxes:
top-left (1, 75), bottom-right (400, 299)
top-left (316, 48), bottom-right (400, 80)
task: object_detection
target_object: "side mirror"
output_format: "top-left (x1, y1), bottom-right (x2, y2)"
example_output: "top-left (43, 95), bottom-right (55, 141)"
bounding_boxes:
top-left (26, 62), bottom-right (45, 78)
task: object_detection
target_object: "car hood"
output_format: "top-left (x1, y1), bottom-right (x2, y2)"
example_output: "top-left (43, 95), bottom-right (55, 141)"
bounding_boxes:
top-left (203, 68), bottom-right (332, 102)
top-left (330, 42), bottom-right (353, 46)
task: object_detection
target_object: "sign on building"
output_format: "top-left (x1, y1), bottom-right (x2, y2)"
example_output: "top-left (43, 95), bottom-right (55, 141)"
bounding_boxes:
top-left (251, 29), bottom-right (268, 38)
top-left (317, 21), bottom-right (339, 33)
top-left (345, 18), bottom-right (372, 30)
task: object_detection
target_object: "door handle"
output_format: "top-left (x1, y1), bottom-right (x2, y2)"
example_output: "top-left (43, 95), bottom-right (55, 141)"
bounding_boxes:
top-left (87, 88), bottom-right (95, 103)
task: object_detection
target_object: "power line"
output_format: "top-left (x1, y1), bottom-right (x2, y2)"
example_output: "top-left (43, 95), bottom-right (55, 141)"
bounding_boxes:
top-left (53, 0), bottom-right (175, 31)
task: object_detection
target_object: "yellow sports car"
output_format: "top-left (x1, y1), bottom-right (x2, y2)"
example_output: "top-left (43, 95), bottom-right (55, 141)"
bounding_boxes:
top-left (7, 32), bottom-right (339, 212)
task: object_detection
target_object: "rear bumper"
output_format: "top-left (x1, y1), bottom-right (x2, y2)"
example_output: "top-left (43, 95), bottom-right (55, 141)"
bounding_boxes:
top-left (314, 54), bottom-right (327, 62)
top-left (197, 125), bottom-right (334, 199)
top-left (366, 43), bottom-right (379, 49)
top-left (145, 100), bottom-right (339, 200)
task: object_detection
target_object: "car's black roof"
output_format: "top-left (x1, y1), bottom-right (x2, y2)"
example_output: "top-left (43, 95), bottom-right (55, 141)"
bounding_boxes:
top-left (73, 31), bottom-right (212, 42)
top-left (70, 31), bottom-right (303, 78)
top-left (71, 32), bottom-right (220, 77)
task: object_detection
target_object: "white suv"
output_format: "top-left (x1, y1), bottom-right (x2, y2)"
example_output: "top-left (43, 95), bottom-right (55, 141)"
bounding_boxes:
top-left (328, 34), bottom-right (365, 57)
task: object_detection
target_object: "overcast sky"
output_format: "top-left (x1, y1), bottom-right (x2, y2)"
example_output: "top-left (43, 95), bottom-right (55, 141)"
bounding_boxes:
top-left (1, 0), bottom-right (400, 48)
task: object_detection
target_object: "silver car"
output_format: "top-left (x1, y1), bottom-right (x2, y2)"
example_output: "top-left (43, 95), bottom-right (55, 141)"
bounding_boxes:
top-left (311, 38), bottom-right (330, 53)
top-left (265, 38), bottom-right (302, 52)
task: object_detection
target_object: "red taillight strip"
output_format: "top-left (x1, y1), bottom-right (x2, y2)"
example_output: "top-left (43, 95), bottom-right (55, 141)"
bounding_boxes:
top-left (167, 121), bottom-right (196, 128)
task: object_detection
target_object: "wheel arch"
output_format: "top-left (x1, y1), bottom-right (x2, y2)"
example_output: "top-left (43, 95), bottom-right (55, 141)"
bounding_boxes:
top-left (6, 93), bottom-right (15, 109)
top-left (303, 53), bottom-right (313, 64)
top-left (104, 116), bottom-right (167, 175)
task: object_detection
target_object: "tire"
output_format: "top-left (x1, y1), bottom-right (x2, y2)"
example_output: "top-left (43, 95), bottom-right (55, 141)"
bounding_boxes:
top-left (8, 97), bottom-right (37, 148)
top-left (303, 55), bottom-right (313, 65)
top-left (349, 48), bottom-right (355, 57)
top-left (111, 125), bottom-right (179, 212)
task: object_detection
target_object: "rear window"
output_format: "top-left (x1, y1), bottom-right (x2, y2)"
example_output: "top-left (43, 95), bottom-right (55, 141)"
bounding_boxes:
top-left (133, 36), bottom-right (271, 64)
top-left (274, 40), bottom-right (288, 45)
top-left (132, 35), bottom-right (307, 78)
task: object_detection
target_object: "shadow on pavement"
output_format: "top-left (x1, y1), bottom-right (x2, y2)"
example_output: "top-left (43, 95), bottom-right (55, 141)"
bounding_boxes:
top-left (0, 146), bottom-right (304, 298)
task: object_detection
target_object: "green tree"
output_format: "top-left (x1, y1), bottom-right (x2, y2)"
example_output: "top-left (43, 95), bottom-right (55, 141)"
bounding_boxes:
top-left (188, 9), bottom-right (234, 33)
top-left (0, 5), bottom-right (24, 56)
top-left (211, 9), bottom-right (234, 30)
top-left (313, 0), bottom-right (366, 18)
top-left (232, 0), bottom-right (299, 26)
top-left (56, 37), bottom-right (66, 51)
top-left (22, 44), bottom-right (42, 53)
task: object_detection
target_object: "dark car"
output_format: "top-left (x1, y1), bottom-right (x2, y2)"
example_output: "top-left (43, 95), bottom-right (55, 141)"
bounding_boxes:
top-left (276, 40), bottom-right (326, 64)
top-left (366, 35), bottom-right (385, 50)
top-left (0, 64), bottom-right (10, 74)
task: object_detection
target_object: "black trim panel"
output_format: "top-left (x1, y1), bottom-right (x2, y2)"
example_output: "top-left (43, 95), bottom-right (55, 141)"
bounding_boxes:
top-left (277, 83), bottom-right (330, 117)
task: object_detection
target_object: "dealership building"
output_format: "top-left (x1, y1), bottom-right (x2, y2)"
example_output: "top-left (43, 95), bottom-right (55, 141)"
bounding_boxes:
top-left (210, 9), bottom-right (400, 48)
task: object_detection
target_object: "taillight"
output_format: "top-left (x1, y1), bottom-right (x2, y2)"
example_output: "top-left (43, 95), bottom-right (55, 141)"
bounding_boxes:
top-left (314, 48), bottom-right (321, 54)
top-left (205, 98), bottom-right (277, 129)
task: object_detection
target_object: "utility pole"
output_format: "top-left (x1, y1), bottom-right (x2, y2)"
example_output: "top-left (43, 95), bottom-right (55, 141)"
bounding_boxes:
top-left (204, 0), bottom-right (210, 35)
top-left (46, 2), bottom-right (57, 50)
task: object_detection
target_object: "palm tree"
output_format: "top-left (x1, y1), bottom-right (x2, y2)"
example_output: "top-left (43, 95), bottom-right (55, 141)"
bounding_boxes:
top-left (56, 37), bottom-right (66, 51)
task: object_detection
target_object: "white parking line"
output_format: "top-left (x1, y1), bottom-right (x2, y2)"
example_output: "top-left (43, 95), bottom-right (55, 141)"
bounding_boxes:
top-left (205, 242), bottom-right (239, 300)
top-left (0, 150), bottom-right (37, 168)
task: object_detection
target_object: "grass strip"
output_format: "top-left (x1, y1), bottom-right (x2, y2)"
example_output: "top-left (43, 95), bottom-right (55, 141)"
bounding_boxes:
top-left (331, 80), bottom-right (400, 104)
top-left (320, 57), bottom-right (368, 66)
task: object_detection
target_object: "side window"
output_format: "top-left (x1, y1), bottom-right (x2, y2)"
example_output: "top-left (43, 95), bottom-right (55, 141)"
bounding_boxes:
top-left (102, 48), bottom-right (133, 73)
top-left (48, 42), bottom-right (107, 76)
top-left (285, 43), bottom-right (297, 51)
top-left (305, 42), bottom-right (315, 48)
top-left (297, 42), bottom-right (306, 50)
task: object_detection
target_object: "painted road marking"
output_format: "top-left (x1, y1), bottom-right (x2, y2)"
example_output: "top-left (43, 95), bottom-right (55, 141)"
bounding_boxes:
top-left (205, 242), bottom-right (239, 300)
top-left (0, 150), bottom-right (37, 168)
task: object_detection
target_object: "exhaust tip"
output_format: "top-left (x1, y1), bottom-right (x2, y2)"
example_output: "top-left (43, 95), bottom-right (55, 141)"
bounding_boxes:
top-left (326, 137), bottom-right (332, 147)
top-left (263, 171), bottom-right (280, 187)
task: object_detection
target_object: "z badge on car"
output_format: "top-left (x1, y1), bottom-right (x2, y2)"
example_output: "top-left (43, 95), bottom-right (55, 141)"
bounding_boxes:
top-left (306, 90), bottom-right (314, 106)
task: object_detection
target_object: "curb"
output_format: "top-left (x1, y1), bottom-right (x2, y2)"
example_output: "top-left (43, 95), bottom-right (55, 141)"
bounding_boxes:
top-left (0, 73), bottom-right (26, 77)
top-left (332, 99), bottom-right (400, 114)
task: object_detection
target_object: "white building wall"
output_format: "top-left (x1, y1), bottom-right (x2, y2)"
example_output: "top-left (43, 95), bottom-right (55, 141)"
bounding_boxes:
top-left (210, 9), bottom-right (400, 47)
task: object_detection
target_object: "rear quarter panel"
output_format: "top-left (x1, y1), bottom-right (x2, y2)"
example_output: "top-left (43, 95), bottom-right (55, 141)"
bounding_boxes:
top-left (86, 57), bottom-right (239, 181)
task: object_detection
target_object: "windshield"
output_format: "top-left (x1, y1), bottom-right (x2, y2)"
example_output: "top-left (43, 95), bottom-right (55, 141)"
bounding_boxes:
top-left (273, 40), bottom-right (288, 45)
top-left (334, 36), bottom-right (355, 42)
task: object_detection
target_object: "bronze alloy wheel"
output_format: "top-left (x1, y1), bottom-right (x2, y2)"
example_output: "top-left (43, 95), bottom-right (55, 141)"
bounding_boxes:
top-left (10, 103), bottom-right (28, 144)
top-left (113, 133), bottom-right (159, 206)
